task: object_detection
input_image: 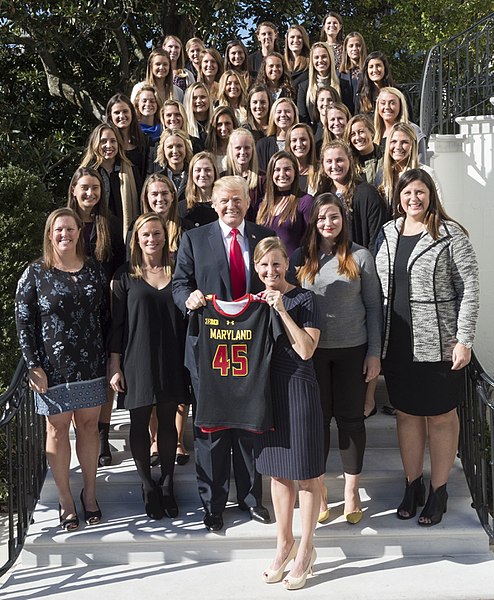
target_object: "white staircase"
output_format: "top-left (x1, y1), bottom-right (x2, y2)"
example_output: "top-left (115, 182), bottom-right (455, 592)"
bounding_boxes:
top-left (0, 379), bottom-right (492, 599)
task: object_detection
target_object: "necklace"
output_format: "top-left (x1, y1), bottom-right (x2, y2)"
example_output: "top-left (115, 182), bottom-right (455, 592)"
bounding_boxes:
top-left (281, 281), bottom-right (290, 296)
top-left (143, 265), bottom-right (163, 273)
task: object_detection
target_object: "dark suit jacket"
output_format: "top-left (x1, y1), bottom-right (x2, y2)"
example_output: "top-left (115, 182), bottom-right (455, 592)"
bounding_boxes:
top-left (172, 219), bottom-right (276, 314)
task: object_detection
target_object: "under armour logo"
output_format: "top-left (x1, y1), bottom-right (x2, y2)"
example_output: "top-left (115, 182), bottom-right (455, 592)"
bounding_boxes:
top-left (226, 320), bottom-right (235, 325)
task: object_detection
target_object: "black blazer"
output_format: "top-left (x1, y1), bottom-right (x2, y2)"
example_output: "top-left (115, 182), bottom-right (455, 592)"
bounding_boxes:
top-left (172, 219), bottom-right (275, 313)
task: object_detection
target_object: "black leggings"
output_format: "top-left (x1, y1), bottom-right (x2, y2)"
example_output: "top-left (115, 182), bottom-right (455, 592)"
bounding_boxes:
top-left (313, 345), bottom-right (367, 475)
top-left (129, 402), bottom-right (177, 492)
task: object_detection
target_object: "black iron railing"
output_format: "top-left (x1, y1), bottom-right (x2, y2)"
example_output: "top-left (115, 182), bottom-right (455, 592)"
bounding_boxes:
top-left (0, 358), bottom-right (47, 577)
top-left (420, 12), bottom-right (494, 138)
top-left (459, 352), bottom-right (494, 543)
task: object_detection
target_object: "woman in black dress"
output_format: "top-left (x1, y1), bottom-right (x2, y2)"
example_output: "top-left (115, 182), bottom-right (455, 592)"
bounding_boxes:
top-left (109, 213), bottom-right (189, 520)
top-left (67, 167), bottom-right (125, 467)
top-left (375, 169), bottom-right (480, 526)
top-left (15, 208), bottom-right (108, 530)
top-left (254, 237), bottom-right (323, 590)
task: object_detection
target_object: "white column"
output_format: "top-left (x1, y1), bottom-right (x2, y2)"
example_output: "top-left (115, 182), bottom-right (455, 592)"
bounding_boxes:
top-left (428, 117), bottom-right (494, 376)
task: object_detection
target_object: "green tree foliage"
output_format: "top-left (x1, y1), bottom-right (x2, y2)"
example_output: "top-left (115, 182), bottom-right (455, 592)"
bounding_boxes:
top-left (0, 0), bottom-right (490, 382)
top-left (0, 166), bottom-right (55, 391)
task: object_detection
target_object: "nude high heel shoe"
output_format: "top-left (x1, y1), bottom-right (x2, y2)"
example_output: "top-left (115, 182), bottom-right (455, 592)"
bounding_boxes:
top-left (262, 541), bottom-right (299, 583)
top-left (283, 547), bottom-right (317, 590)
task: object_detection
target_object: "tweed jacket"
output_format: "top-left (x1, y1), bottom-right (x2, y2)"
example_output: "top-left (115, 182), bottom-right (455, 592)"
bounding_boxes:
top-left (375, 217), bottom-right (479, 362)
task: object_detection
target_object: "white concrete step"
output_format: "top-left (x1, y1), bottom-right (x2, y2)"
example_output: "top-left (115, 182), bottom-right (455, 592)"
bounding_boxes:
top-left (2, 553), bottom-right (494, 600)
top-left (0, 380), bottom-right (490, 599)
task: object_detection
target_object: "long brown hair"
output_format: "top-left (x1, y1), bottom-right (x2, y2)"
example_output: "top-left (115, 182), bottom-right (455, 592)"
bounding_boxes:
top-left (284, 24), bottom-right (310, 73)
top-left (140, 173), bottom-right (182, 252)
top-left (145, 48), bottom-right (175, 101)
top-left (339, 32), bottom-right (367, 73)
top-left (184, 151), bottom-right (218, 210)
top-left (394, 169), bottom-right (467, 239)
top-left (256, 151), bottom-right (301, 227)
top-left (43, 208), bottom-right (85, 269)
top-left (67, 167), bottom-right (112, 263)
top-left (286, 123), bottom-right (318, 194)
top-left (317, 139), bottom-right (359, 207)
top-left (80, 122), bottom-right (130, 169)
top-left (296, 194), bottom-right (359, 284)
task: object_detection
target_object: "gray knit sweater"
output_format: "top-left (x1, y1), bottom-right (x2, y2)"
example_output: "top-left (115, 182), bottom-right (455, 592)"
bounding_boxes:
top-left (290, 243), bottom-right (382, 357)
top-left (375, 218), bottom-right (480, 362)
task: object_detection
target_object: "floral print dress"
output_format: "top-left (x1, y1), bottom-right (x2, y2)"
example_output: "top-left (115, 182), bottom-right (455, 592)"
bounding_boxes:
top-left (15, 259), bottom-right (109, 415)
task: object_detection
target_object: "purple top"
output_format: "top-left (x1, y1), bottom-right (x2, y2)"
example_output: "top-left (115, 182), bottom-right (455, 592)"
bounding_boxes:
top-left (260, 193), bottom-right (313, 257)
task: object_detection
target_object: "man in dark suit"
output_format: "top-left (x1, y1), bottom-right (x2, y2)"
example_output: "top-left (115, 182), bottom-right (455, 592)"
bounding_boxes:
top-left (173, 176), bottom-right (274, 532)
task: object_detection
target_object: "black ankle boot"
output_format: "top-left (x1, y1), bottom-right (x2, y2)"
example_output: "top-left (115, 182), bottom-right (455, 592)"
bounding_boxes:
top-left (418, 483), bottom-right (448, 526)
top-left (397, 474), bottom-right (426, 519)
top-left (98, 422), bottom-right (112, 467)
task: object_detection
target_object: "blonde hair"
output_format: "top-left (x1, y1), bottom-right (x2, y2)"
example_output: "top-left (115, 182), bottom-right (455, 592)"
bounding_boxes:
top-left (307, 42), bottom-right (340, 107)
top-left (129, 213), bottom-right (172, 278)
top-left (380, 122), bottom-right (418, 207)
top-left (160, 99), bottom-right (189, 131)
top-left (183, 82), bottom-right (212, 137)
top-left (212, 175), bottom-right (249, 203)
top-left (43, 208), bottom-right (85, 269)
top-left (226, 128), bottom-right (259, 190)
top-left (155, 128), bottom-right (193, 169)
top-left (267, 98), bottom-right (299, 136)
top-left (253, 236), bottom-right (289, 264)
top-left (373, 86), bottom-right (409, 145)
top-left (216, 70), bottom-right (248, 112)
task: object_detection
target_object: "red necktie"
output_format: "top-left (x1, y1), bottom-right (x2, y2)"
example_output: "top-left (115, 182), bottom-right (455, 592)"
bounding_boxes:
top-left (229, 228), bottom-right (246, 300)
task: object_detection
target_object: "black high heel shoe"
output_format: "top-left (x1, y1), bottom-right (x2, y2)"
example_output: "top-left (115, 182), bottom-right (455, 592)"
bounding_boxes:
top-left (397, 475), bottom-right (425, 519)
top-left (418, 483), bottom-right (448, 526)
top-left (98, 422), bottom-right (112, 467)
top-left (80, 489), bottom-right (102, 525)
top-left (160, 478), bottom-right (179, 518)
top-left (142, 483), bottom-right (165, 520)
top-left (59, 502), bottom-right (79, 531)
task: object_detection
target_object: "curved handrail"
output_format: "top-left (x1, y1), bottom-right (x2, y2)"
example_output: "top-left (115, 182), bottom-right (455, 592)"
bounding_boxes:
top-left (0, 357), bottom-right (47, 578)
top-left (420, 11), bottom-right (494, 137)
top-left (460, 351), bottom-right (494, 542)
top-left (0, 358), bottom-right (29, 427)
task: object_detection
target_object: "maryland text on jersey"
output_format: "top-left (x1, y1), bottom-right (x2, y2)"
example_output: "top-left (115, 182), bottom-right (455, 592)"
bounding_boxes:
top-left (188, 294), bottom-right (282, 432)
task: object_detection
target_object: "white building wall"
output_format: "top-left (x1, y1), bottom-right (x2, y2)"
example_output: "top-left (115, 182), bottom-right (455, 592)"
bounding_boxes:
top-left (429, 116), bottom-right (494, 376)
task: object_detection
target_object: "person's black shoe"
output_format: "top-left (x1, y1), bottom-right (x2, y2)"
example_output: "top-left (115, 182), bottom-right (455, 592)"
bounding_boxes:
top-left (160, 478), bottom-right (179, 519)
top-left (142, 484), bottom-right (165, 520)
top-left (239, 502), bottom-right (271, 523)
top-left (203, 512), bottom-right (223, 531)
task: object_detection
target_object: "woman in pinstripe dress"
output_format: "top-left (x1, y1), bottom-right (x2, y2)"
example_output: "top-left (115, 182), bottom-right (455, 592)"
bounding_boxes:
top-left (254, 237), bottom-right (323, 590)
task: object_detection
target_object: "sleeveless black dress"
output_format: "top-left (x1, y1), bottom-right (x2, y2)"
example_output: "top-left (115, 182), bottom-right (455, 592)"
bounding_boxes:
top-left (382, 234), bottom-right (464, 416)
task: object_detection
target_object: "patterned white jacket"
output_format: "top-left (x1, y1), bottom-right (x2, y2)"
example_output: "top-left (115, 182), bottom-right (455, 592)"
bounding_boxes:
top-left (375, 218), bottom-right (480, 362)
